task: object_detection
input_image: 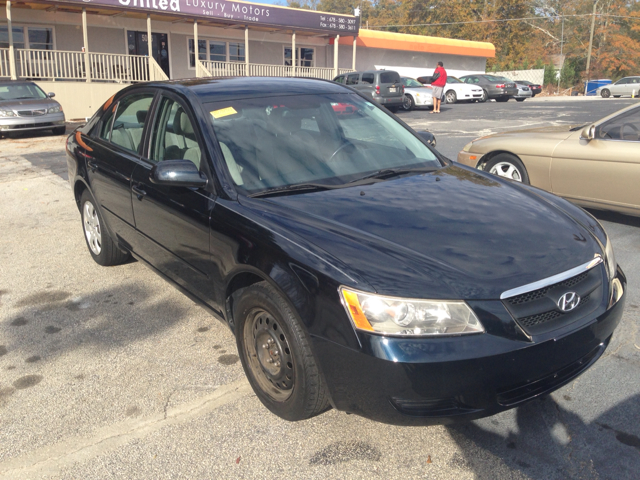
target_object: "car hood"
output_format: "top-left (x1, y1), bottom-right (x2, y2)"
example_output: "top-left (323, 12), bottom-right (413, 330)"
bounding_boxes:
top-left (240, 165), bottom-right (602, 300)
top-left (0, 97), bottom-right (58, 111)
top-left (475, 125), bottom-right (579, 142)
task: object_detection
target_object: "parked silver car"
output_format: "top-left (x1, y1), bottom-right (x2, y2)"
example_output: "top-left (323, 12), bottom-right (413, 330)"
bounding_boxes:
top-left (400, 77), bottom-right (433, 111)
top-left (0, 81), bottom-right (66, 136)
top-left (597, 76), bottom-right (640, 98)
top-left (513, 83), bottom-right (533, 102)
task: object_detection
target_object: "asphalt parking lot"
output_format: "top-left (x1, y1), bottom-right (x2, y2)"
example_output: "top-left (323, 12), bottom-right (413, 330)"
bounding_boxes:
top-left (1, 97), bottom-right (639, 479)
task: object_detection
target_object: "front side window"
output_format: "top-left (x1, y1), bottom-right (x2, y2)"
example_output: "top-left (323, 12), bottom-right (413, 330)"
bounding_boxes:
top-left (346, 74), bottom-right (359, 85)
top-left (109, 93), bottom-right (154, 153)
top-left (597, 107), bottom-right (640, 141)
top-left (402, 78), bottom-right (423, 88)
top-left (207, 93), bottom-right (441, 195)
top-left (334, 76), bottom-right (345, 84)
top-left (615, 78), bottom-right (628, 85)
top-left (149, 96), bottom-right (201, 168)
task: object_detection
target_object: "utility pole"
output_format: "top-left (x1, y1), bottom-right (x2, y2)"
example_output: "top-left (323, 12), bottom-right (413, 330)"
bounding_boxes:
top-left (585, 0), bottom-right (600, 85)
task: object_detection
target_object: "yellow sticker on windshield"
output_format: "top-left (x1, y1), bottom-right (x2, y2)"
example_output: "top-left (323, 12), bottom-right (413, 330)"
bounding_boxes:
top-left (210, 107), bottom-right (237, 119)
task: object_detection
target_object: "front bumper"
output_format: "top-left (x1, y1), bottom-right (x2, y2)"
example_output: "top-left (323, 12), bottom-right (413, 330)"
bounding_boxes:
top-left (0, 112), bottom-right (65, 132)
top-left (314, 271), bottom-right (625, 425)
top-left (414, 94), bottom-right (433, 106)
top-left (456, 149), bottom-right (482, 167)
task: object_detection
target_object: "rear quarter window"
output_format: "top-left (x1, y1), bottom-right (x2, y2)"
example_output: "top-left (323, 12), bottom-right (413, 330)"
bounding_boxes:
top-left (380, 72), bottom-right (399, 84)
top-left (361, 73), bottom-right (374, 84)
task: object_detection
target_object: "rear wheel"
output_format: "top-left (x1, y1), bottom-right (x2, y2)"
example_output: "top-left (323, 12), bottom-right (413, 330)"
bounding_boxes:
top-left (80, 190), bottom-right (130, 266)
top-left (601, 89), bottom-right (611, 98)
top-left (401, 94), bottom-right (414, 111)
top-left (479, 90), bottom-right (488, 103)
top-left (235, 282), bottom-right (330, 421)
top-left (445, 90), bottom-right (457, 104)
top-left (484, 154), bottom-right (530, 184)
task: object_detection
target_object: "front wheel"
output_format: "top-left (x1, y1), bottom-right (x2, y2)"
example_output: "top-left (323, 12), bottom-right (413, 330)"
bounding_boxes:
top-left (445, 90), bottom-right (457, 104)
top-left (401, 94), bottom-right (414, 111)
top-left (80, 190), bottom-right (130, 266)
top-left (484, 154), bottom-right (530, 184)
top-left (479, 90), bottom-right (488, 103)
top-left (601, 89), bottom-right (611, 98)
top-left (235, 282), bottom-right (330, 421)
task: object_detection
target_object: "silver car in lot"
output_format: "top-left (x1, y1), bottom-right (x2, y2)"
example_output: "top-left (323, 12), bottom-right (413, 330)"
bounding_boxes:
top-left (0, 81), bottom-right (66, 136)
top-left (597, 76), bottom-right (640, 98)
top-left (513, 83), bottom-right (533, 102)
top-left (400, 77), bottom-right (433, 111)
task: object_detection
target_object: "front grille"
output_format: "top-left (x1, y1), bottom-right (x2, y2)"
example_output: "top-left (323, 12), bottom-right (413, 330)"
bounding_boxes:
top-left (17, 109), bottom-right (46, 117)
top-left (503, 266), bottom-right (603, 336)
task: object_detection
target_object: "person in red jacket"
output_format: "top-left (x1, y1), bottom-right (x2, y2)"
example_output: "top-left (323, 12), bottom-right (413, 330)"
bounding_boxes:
top-left (430, 61), bottom-right (447, 114)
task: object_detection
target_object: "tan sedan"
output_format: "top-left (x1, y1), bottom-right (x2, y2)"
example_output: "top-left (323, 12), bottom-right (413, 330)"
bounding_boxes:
top-left (457, 103), bottom-right (640, 216)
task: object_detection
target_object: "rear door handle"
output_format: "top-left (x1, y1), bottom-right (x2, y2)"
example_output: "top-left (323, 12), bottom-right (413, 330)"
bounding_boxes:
top-left (132, 185), bottom-right (147, 200)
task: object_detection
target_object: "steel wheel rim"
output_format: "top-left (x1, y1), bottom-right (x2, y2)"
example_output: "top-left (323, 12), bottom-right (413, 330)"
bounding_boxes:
top-left (83, 200), bottom-right (102, 255)
top-left (490, 162), bottom-right (522, 182)
top-left (243, 308), bottom-right (294, 401)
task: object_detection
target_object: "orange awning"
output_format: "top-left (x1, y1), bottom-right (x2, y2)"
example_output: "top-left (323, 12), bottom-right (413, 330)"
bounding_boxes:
top-left (334, 29), bottom-right (495, 58)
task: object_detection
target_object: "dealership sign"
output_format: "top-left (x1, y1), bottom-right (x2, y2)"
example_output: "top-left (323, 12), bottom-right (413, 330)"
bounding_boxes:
top-left (51, 0), bottom-right (359, 34)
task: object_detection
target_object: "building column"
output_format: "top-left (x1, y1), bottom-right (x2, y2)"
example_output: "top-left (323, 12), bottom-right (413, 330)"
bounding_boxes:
top-left (291, 30), bottom-right (296, 76)
top-left (352, 36), bottom-right (357, 71)
top-left (244, 26), bottom-right (249, 75)
top-left (146, 14), bottom-right (153, 79)
top-left (6, 1), bottom-right (17, 80)
top-left (333, 35), bottom-right (339, 78)
top-left (82, 7), bottom-right (91, 82)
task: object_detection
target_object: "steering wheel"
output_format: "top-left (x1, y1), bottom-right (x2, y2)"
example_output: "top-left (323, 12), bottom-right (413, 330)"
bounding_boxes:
top-left (327, 141), bottom-right (357, 163)
top-left (620, 122), bottom-right (639, 140)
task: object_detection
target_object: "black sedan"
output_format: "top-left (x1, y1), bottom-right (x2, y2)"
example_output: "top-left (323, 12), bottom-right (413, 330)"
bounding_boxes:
top-left (66, 77), bottom-right (625, 425)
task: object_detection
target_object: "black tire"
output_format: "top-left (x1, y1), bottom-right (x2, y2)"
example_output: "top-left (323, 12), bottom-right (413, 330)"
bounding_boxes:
top-left (235, 281), bottom-right (330, 421)
top-left (484, 153), bottom-right (530, 184)
top-left (496, 97), bottom-right (509, 102)
top-left (445, 90), bottom-right (457, 104)
top-left (79, 190), bottom-right (130, 266)
top-left (401, 94), bottom-right (414, 111)
top-left (601, 89), bottom-right (611, 98)
top-left (515, 98), bottom-right (525, 102)
top-left (388, 106), bottom-right (399, 113)
top-left (52, 126), bottom-right (66, 135)
top-left (479, 89), bottom-right (488, 103)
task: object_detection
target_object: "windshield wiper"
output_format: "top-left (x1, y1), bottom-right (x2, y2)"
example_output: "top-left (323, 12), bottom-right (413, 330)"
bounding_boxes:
top-left (13, 96), bottom-right (37, 100)
top-left (248, 183), bottom-right (339, 198)
top-left (346, 166), bottom-right (439, 184)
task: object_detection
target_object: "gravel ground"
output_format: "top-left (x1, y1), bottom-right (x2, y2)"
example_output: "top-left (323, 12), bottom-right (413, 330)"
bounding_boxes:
top-left (1, 102), bottom-right (639, 479)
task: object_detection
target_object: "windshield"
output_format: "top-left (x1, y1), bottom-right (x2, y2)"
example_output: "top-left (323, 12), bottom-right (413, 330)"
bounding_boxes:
top-left (402, 77), bottom-right (424, 88)
top-left (0, 83), bottom-right (47, 101)
top-left (447, 77), bottom-right (462, 84)
top-left (207, 93), bottom-right (442, 196)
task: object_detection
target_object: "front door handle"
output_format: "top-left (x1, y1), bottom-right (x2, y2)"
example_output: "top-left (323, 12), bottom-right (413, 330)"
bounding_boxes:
top-left (132, 185), bottom-right (147, 200)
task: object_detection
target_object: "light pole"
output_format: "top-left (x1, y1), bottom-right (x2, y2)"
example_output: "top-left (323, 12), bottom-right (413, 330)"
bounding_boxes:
top-left (585, 0), bottom-right (600, 84)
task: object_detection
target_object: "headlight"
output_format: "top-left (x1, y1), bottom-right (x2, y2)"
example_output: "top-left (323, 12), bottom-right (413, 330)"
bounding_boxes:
top-left (48, 105), bottom-right (62, 114)
top-left (604, 235), bottom-right (616, 281)
top-left (0, 109), bottom-right (16, 117)
top-left (339, 287), bottom-right (484, 336)
top-left (462, 142), bottom-right (472, 152)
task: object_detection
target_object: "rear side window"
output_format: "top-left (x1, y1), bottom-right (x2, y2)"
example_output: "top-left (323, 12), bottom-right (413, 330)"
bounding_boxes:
top-left (361, 73), bottom-right (374, 84)
top-left (380, 71), bottom-right (399, 84)
top-left (110, 93), bottom-right (154, 153)
top-left (346, 74), bottom-right (359, 85)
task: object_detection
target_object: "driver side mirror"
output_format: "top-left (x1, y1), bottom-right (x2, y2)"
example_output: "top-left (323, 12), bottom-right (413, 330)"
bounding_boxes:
top-left (150, 160), bottom-right (208, 188)
top-left (580, 124), bottom-right (596, 141)
top-left (47, 92), bottom-right (55, 98)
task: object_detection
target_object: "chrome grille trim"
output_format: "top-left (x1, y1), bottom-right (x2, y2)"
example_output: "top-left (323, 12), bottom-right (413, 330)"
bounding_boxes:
top-left (500, 256), bottom-right (603, 300)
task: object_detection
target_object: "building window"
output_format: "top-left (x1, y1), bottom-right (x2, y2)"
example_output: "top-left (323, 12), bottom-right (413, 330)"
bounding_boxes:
top-left (0, 27), bottom-right (25, 49)
top-left (229, 42), bottom-right (245, 62)
top-left (284, 47), bottom-right (315, 67)
top-left (209, 41), bottom-right (226, 62)
top-left (27, 27), bottom-right (53, 50)
top-left (188, 39), bottom-right (206, 68)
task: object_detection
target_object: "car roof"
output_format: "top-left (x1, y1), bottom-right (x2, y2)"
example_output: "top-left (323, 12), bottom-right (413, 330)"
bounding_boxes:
top-left (139, 77), bottom-right (350, 103)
